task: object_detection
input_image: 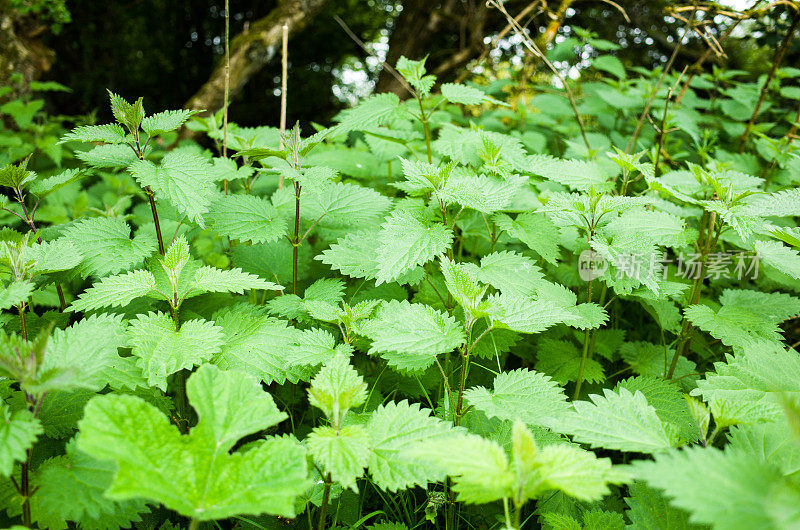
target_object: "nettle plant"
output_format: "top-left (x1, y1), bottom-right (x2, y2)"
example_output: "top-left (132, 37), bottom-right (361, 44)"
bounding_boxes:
top-left (1, 52), bottom-right (800, 530)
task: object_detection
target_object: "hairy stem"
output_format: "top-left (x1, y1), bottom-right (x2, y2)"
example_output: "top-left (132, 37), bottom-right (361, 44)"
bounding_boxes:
top-left (188, 517), bottom-right (199, 530)
top-left (668, 209), bottom-right (718, 379)
top-left (318, 473), bottom-right (332, 530)
top-left (293, 181), bottom-right (301, 295)
top-left (417, 95), bottom-right (433, 163)
top-left (146, 189), bottom-right (166, 255)
top-left (222, 0), bottom-right (230, 194)
top-left (573, 275), bottom-right (594, 400)
top-left (18, 304), bottom-right (27, 341)
top-left (278, 24), bottom-right (289, 189)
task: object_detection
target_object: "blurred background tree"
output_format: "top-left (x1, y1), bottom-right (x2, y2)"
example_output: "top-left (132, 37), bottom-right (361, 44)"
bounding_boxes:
top-left (1, 0), bottom-right (797, 128)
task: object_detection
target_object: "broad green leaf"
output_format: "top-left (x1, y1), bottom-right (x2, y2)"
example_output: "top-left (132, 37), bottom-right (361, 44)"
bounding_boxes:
top-left (755, 240), bottom-right (800, 280)
top-left (307, 354), bottom-right (367, 424)
top-left (365, 401), bottom-right (456, 491)
top-left (528, 155), bottom-right (613, 192)
top-left (28, 169), bottom-right (84, 197)
top-left (212, 304), bottom-right (314, 384)
top-left (35, 440), bottom-right (149, 529)
top-left (634, 446), bottom-right (800, 529)
top-left (441, 83), bottom-right (498, 105)
top-left (63, 217), bottom-right (157, 277)
top-left (615, 376), bottom-right (698, 443)
top-left (187, 266), bottom-right (281, 298)
top-left (625, 481), bottom-right (702, 530)
top-left (77, 365), bottom-right (308, 520)
top-left (494, 213), bottom-right (561, 264)
top-left (0, 281), bottom-right (33, 310)
top-left (684, 304), bottom-right (782, 349)
top-left (476, 251), bottom-right (544, 297)
top-left (127, 312), bottom-right (224, 390)
top-left (335, 93), bottom-right (401, 133)
top-left (535, 338), bottom-right (605, 385)
top-left (60, 124), bottom-right (126, 144)
top-left (307, 425), bottom-right (370, 491)
top-left (43, 313), bottom-right (144, 392)
top-left (70, 269), bottom-right (156, 312)
top-left (465, 368), bottom-right (569, 429)
top-left (302, 181), bottom-right (392, 227)
top-left (375, 209), bottom-right (453, 285)
top-left (556, 387), bottom-right (680, 453)
top-left (128, 151), bottom-right (215, 227)
top-left (487, 293), bottom-right (574, 334)
top-left (0, 402), bottom-right (41, 477)
top-left (692, 344), bottom-right (800, 425)
top-left (363, 300), bottom-right (465, 372)
top-left (141, 109), bottom-right (198, 136)
top-left (206, 194), bottom-right (286, 244)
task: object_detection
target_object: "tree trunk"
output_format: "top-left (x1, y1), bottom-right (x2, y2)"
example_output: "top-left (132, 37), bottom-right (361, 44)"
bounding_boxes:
top-left (0, 12), bottom-right (55, 96)
top-left (185, 0), bottom-right (330, 113)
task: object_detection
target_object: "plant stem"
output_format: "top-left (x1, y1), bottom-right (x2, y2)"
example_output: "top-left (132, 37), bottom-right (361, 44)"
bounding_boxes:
top-left (18, 304), bottom-right (27, 341)
top-left (318, 473), bottom-right (332, 530)
top-left (625, 8), bottom-right (695, 154)
top-left (222, 0), bottom-right (230, 195)
top-left (146, 189), bottom-right (166, 255)
top-left (188, 517), bottom-right (199, 530)
top-left (513, 500), bottom-right (522, 529)
top-left (503, 498), bottom-right (513, 529)
top-left (292, 180), bottom-right (301, 295)
top-left (416, 95), bottom-right (433, 163)
top-left (573, 275), bottom-right (594, 400)
top-left (14, 190), bottom-right (68, 311)
top-left (667, 209), bottom-right (718, 379)
top-left (278, 24), bottom-right (289, 189)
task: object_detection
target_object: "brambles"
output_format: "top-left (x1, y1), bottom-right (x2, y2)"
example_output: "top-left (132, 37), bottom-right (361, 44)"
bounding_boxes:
top-left (2, 27), bottom-right (800, 530)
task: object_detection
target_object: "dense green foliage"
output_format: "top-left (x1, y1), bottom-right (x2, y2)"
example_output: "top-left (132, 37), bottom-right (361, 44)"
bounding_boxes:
top-left (2, 45), bottom-right (800, 530)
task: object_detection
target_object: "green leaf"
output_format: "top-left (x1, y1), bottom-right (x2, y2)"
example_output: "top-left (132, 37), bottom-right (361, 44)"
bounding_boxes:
top-left (363, 300), bottom-right (465, 372)
top-left (77, 364), bottom-right (307, 520)
top-left (0, 280), bottom-right (34, 310)
top-left (63, 217), bottom-right (157, 277)
top-left (615, 376), bottom-right (698, 443)
top-left (528, 155), bottom-right (613, 192)
top-left (441, 83), bottom-right (501, 105)
top-left (396, 56), bottom-right (435, 95)
top-left (464, 368), bottom-right (570, 428)
top-left (60, 124), bottom-right (127, 144)
top-left (487, 293), bottom-right (575, 334)
top-left (187, 266), bottom-right (282, 298)
top-left (476, 251), bottom-right (544, 297)
top-left (43, 313), bottom-right (144, 392)
top-left (212, 304), bottom-right (313, 385)
top-left (625, 481), bottom-right (701, 530)
top-left (494, 213), bottom-right (561, 264)
top-left (206, 194), bottom-right (286, 244)
top-left (0, 402), bottom-right (41, 477)
top-left (592, 55), bottom-right (626, 79)
top-left (69, 269), bottom-right (157, 312)
top-left (108, 91), bottom-right (144, 131)
top-left (535, 338), bottom-right (605, 385)
top-left (375, 209), bottom-right (453, 285)
top-left (755, 240), bottom-right (800, 280)
top-left (25, 238), bottom-right (83, 275)
top-left (437, 172), bottom-right (526, 214)
top-left (684, 304), bottom-right (782, 349)
top-left (35, 439), bottom-right (149, 529)
top-left (127, 312), bottom-right (224, 390)
top-left (556, 387), bottom-right (680, 453)
top-left (728, 420), bottom-right (800, 477)
top-left (307, 425), bottom-right (370, 491)
top-left (366, 400), bottom-right (456, 491)
top-left (141, 109), bottom-right (198, 136)
top-left (128, 151), bottom-right (215, 227)
top-left (28, 169), bottom-right (84, 197)
top-left (692, 344), bottom-right (800, 425)
top-left (634, 446), bottom-right (800, 528)
top-left (335, 93), bottom-right (401, 133)
top-left (75, 143), bottom-right (138, 168)
top-left (307, 354), bottom-right (367, 424)
top-left (302, 181), bottom-right (392, 227)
